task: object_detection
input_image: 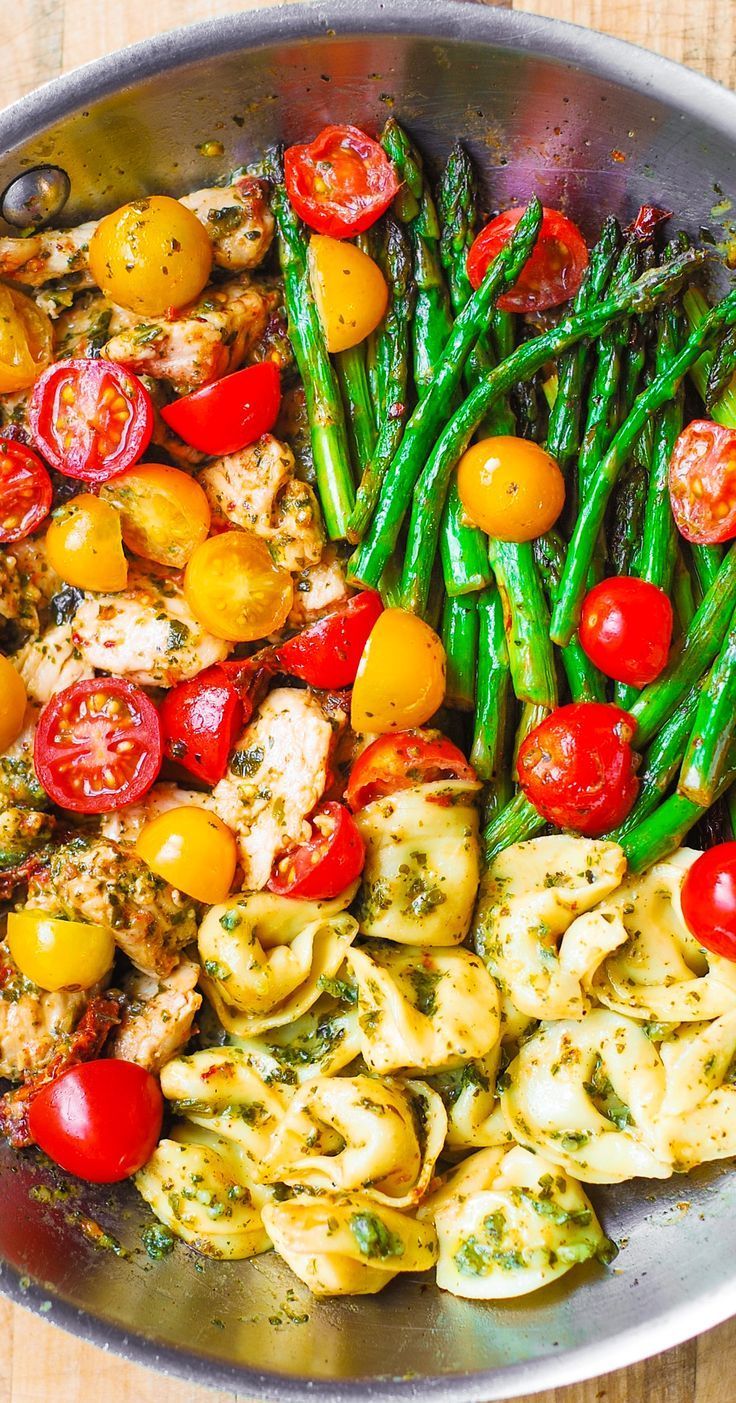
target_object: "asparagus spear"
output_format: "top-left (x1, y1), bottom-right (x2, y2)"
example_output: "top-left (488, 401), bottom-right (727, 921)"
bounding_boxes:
top-left (679, 600), bottom-right (736, 805)
top-left (550, 282), bottom-right (736, 647)
top-left (482, 789), bottom-right (545, 865)
top-left (398, 246), bottom-right (706, 614)
top-left (630, 540), bottom-right (736, 746)
top-left (348, 218), bottom-right (414, 540)
top-left (335, 343), bottom-right (377, 483)
top-left (706, 324), bottom-right (736, 409)
top-left (440, 479), bottom-right (492, 595)
top-left (348, 197), bottom-right (544, 590)
top-left (610, 683), bottom-right (702, 839)
top-left (534, 531), bottom-right (606, 702)
top-left (471, 587), bottom-right (513, 807)
top-left (269, 151), bottom-right (355, 539)
top-left (577, 238), bottom-right (640, 500)
top-left (442, 593), bottom-right (478, 710)
top-left (620, 748), bottom-right (736, 873)
top-left (684, 285), bottom-right (736, 425)
top-left (633, 297), bottom-right (685, 594)
top-left (487, 538), bottom-right (558, 709)
top-left (672, 545), bottom-right (697, 633)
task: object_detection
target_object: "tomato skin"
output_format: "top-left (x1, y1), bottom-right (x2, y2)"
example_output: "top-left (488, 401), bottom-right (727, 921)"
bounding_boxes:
top-left (308, 236), bottom-right (388, 353)
top-left (99, 462), bottom-right (210, 569)
top-left (0, 439), bottom-right (52, 543)
top-left (29, 359), bottom-right (153, 484)
top-left (517, 702), bottom-right (639, 836)
top-left (284, 125), bottom-right (399, 238)
top-left (668, 420), bottom-right (736, 544)
top-left (28, 1060), bottom-right (163, 1183)
top-left (161, 362), bottom-right (281, 457)
top-left (579, 577), bottom-right (673, 687)
top-left (681, 843), bottom-right (736, 961)
top-left (135, 806), bottom-right (237, 905)
top-left (346, 730), bottom-right (476, 811)
top-left (6, 911), bottom-right (115, 993)
top-left (35, 677), bottom-right (162, 815)
top-left (268, 801), bottom-right (365, 899)
top-left (160, 664), bottom-right (245, 785)
top-left (184, 530), bottom-right (293, 643)
top-left (351, 608), bottom-right (446, 733)
top-left (457, 436), bottom-right (565, 541)
top-left (88, 196), bottom-right (212, 316)
top-left (276, 591), bottom-right (383, 689)
top-left (466, 206), bottom-right (588, 312)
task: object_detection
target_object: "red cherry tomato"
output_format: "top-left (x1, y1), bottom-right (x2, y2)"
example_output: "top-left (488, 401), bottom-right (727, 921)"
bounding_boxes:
top-left (160, 664), bottom-right (245, 786)
top-left (29, 358), bottom-right (153, 483)
top-left (466, 206), bottom-right (588, 312)
top-left (517, 702), bottom-right (639, 836)
top-left (276, 590), bottom-right (384, 689)
top-left (28, 1059), bottom-right (163, 1183)
top-left (681, 843), bottom-right (736, 961)
top-left (579, 576), bottom-right (673, 688)
top-left (0, 439), bottom-right (52, 542)
top-left (346, 729), bottom-right (476, 812)
top-left (668, 420), bottom-right (736, 544)
top-left (35, 677), bottom-right (162, 814)
top-left (284, 125), bottom-right (400, 239)
top-left (268, 800), bottom-right (365, 899)
top-left (160, 362), bottom-right (281, 457)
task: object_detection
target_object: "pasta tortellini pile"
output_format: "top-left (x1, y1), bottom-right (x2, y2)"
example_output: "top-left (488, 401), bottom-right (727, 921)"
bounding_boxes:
top-left (136, 819), bottom-right (736, 1304)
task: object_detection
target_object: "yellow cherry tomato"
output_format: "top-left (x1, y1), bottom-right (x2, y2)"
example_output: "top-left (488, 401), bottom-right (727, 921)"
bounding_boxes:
top-left (7, 910), bottom-right (115, 992)
top-left (89, 195), bottom-right (213, 316)
top-left (100, 462), bottom-right (210, 568)
top-left (45, 494), bottom-right (128, 592)
top-left (0, 655), bottom-right (26, 753)
top-left (308, 234), bottom-right (388, 353)
top-left (135, 806), bottom-right (237, 904)
top-left (351, 607), bottom-right (446, 733)
top-left (457, 435), bottom-right (565, 542)
top-left (0, 285), bottom-right (53, 393)
top-left (184, 530), bottom-right (293, 642)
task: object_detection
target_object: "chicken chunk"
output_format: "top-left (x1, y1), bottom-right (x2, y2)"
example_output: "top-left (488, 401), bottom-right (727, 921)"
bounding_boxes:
top-left (52, 290), bottom-right (130, 359)
top-left (109, 959), bottom-right (202, 1074)
top-left (0, 221), bottom-right (97, 290)
top-left (102, 274), bottom-right (279, 391)
top-left (71, 567), bottom-right (229, 687)
top-left (14, 623), bottom-right (94, 704)
top-left (0, 946), bottom-right (89, 1080)
top-left (200, 435), bottom-right (324, 572)
top-left (26, 836), bottom-right (199, 977)
top-left (0, 808), bottom-right (54, 870)
top-left (180, 177), bottom-right (274, 271)
top-left (210, 687), bottom-right (334, 890)
top-left (100, 783), bottom-right (213, 846)
top-left (287, 549), bottom-right (350, 627)
top-left (1, 537), bottom-right (61, 641)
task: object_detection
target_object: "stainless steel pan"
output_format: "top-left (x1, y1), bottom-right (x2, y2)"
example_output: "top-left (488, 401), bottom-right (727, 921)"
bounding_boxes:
top-left (2, 4), bottom-right (736, 1397)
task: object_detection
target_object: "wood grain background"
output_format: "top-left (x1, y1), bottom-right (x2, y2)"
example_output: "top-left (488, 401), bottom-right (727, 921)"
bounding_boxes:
top-left (1, 0), bottom-right (735, 1399)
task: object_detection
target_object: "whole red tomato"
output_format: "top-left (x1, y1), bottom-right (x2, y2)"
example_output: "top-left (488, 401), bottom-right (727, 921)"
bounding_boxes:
top-left (517, 702), bottom-right (639, 836)
top-left (28, 1060), bottom-right (163, 1183)
top-left (681, 843), bottom-right (736, 961)
top-left (580, 576), bottom-right (673, 687)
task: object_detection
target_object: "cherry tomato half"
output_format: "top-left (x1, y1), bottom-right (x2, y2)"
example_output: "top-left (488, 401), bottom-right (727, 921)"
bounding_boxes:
top-left (29, 358), bottom-right (153, 483)
top-left (0, 439), bottom-right (52, 543)
top-left (7, 910), bottom-right (115, 993)
top-left (309, 235), bottom-right (388, 353)
top-left (28, 1059), bottom-right (163, 1183)
top-left (276, 590), bottom-right (383, 689)
top-left (346, 730), bottom-right (477, 811)
top-left (135, 806), bottom-right (237, 905)
top-left (0, 285), bottom-right (53, 394)
top-left (284, 124), bottom-right (399, 239)
top-left (668, 420), bottom-right (736, 544)
top-left (160, 664), bottom-right (245, 785)
top-left (517, 702), bottom-right (639, 836)
top-left (161, 362), bottom-right (281, 457)
top-left (467, 206), bottom-right (588, 313)
top-left (268, 801), bottom-right (365, 899)
top-left (0, 656), bottom-right (26, 753)
top-left (681, 843), bottom-right (736, 961)
top-left (99, 462), bottom-right (210, 569)
top-left (184, 530), bottom-right (293, 642)
top-left (45, 494), bottom-right (128, 592)
top-left (88, 196), bottom-right (212, 316)
top-left (579, 577), bottom-right (673, 688)
top-left (351, 608), bottom-right (446, 734)
top-left (35, 677), bottom-right (162, 814)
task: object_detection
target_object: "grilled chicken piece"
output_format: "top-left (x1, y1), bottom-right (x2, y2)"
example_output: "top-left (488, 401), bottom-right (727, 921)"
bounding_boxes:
top-left (0, 221), bottom-right (97, 291)
top-left (0, 945), bottom-right (89, 1080)
top-left (110, 959), bottom-right (202, 1074)
top-left (210, 687), bottom-right (335, 890)
top-left (0, 537), bottom-right (62, 640)
top-left (180, 177), bottom-right (274, 270)
top-left (71, 566), bottom-right (229, 687)
top-left (26, 836), bottom-right (199, 977)
top-left (101, 783), bottom-right (213, 847)
top-left (14, 623), bottom-right (94, 703)
top-left (102, 274), bottom-right (279, 391)
top-left (200, 435), bottom-right (324, 572)
top-left (288, 550), bottom-right (350, 627)
top-left (52, 290), bottom-right (130, 359)
top-left (0, 808), bottom-right (54, 869)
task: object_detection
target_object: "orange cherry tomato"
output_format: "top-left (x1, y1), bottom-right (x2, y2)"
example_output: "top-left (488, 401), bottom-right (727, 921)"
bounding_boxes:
top-left (0, 285), bottom-right (53, 393)
top-left (89, 196), bottom-right (212, 316)
top-left (45, 494), bottom-right (128, 592)
top-left (351, 607), bottom-right (446, 733)
top-left (100, 462), bottom-right (210, 568)
top-left (457, 436), bottom-right (565, 542)
top-left (184, 530), bottom-right (293, 642)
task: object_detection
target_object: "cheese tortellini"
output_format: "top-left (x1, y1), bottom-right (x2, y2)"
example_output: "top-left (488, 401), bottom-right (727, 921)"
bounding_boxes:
top-left (354, 781), bottom-right (481, 945)
top-left (262, 1192), bottom-right (438, 1296)
top-left (421, 1145), bottom-right (611, 1298)
top-left (159, 1046), bottom-right (292, 1173)
top-left (655, 1010), bottom-right (736, 1169)
top-left (198, 889), bottom-right (358, 1036)
top-left (229, 990), bottom-right (361, 1086)
top-left (262, 1074), bottom-right (446, 1206)
top-left (347, 939), bottom-right (500, 1074)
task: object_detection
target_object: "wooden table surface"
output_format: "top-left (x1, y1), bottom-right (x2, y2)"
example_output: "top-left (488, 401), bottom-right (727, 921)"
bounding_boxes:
top-left (2, 0), bottom-right (735, 1399)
